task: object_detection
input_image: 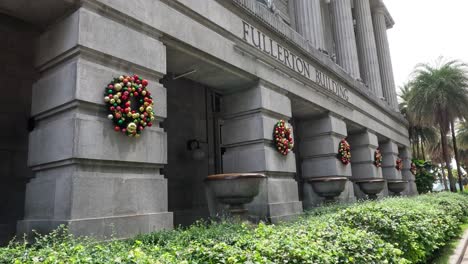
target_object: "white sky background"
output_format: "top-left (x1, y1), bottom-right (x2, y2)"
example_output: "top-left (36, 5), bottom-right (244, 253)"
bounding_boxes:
top-left (386, 0), bottom-right (468, 95)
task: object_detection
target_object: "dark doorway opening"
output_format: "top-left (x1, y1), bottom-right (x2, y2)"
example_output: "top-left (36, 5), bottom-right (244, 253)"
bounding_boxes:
top-left (163, 77), bottom-right (222, 226)
top-left (0, 14), bottom-right (38, 245)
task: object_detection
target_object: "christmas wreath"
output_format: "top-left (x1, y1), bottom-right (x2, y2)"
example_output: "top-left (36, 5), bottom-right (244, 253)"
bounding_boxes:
top-left (374, 148), bottom-right (382, 167)
top-left (274, 120), bottom-right (294, 156)
top-left (410, 162), bottom-right (417, 175)
top-left (395, 158), bottom-right (403, 171)
top-left (337, 138), bottom-right (351, 165)
top-left (104, 74), bottom-right (155, 137)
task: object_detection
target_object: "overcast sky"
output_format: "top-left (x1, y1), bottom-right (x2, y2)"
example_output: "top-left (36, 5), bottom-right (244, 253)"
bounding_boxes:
top-left (386, 0), bottom-right (468, 95)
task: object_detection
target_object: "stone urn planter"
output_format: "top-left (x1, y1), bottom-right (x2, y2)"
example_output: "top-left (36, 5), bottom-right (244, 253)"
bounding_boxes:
top-left (205, 173), bottom-right (265, 220)
top-left (355, 178), bottom-right (385, 200)
top-left (307, 177), bottom-right (348, 202)
top-left (387, 180), bottom-right (408, 196)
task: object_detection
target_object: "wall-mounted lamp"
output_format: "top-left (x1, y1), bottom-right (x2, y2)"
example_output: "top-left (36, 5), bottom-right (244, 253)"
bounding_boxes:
top-left (187, 139), bottom-right (206, 161)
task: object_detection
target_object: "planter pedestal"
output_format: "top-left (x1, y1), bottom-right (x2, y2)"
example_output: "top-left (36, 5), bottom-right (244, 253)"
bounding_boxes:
top-left (387, 180), bottom-right (408, 196)
top-left (355, 179), bottom-right (385, 200)
top-left (205, 173), bottom-right (265, 220)
top-left (307, 177), bottom-right (348, 202)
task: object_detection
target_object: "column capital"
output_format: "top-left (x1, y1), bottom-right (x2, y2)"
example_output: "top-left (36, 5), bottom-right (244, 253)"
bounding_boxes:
top-left (371, 1), bottom-right (395, 29)
top-left (372, 0), bottom-right (386, 13)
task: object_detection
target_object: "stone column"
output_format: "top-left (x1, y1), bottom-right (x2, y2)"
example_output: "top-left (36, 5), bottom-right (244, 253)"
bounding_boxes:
top-left (17, 7), bottom-right (172, 239)
top-left (347, 130), bottom-right (383, 199)
top-left (295, 0), bottom-right (327, 52)
top-left (381, 141), bottom-right (402, 195)
top-left (298, 113), bottom-right (354, 208)
top-left (221, 82), bottom-right (302, 223)
top-left (400, 148), bottom-right (418, 195)
top-left (354, 0), bottom-right (383, 98)
top-left (329, 0), bottom-right (361, 79)
top-left (373, 2), bottom-right (398, 110)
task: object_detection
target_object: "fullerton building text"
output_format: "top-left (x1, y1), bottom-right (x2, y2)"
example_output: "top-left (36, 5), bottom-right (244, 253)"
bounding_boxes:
top-left (242, 21), bottom-right (349, 101)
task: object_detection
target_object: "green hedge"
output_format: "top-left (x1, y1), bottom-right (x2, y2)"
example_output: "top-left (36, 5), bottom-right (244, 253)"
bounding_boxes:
top-left (1, 192), bottom-right (467, 263)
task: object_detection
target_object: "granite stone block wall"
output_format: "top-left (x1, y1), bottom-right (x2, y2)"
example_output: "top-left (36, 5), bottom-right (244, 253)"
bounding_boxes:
top-left (17, 7), bottom-right (172, 239)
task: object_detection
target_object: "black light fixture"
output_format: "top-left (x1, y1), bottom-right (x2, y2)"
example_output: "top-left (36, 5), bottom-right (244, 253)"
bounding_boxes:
top-left (187, 139), bottom-right (200, 151)
top-left (187, 139), bottom-right (206, 161)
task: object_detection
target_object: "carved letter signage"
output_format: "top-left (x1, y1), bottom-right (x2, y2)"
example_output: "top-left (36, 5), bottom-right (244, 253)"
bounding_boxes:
top-left (241, 20), bottom-right (349, 101)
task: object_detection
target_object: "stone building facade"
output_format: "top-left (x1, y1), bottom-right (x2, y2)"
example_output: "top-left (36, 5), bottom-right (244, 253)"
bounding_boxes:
top-left (0, 0), bottom-right (416, 243)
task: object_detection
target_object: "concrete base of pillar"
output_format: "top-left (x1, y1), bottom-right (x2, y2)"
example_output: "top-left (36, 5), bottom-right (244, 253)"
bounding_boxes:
top-left (303, 180), bottom-right (355, 209)
top-left (18, 164), bottom-right (173, 239)
top-left (380, 183), bottom-right (390, 198)
top-left (402, 180), bottom-right (418, 196)
top-left (207, 177), bottom-right (303, 223)
top-left (353, 180), bottom-right (387, 200)
top-left (352, 182), bottom-right (366, 200)
top-left (17, 212), bottom-right (173, 239)
top-left (338, 181), bottom-right (356, 203)
top-left (247, 177), bottom-right (303, 223)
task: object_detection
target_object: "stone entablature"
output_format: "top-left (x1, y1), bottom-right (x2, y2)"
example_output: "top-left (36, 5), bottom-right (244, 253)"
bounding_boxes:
top-left (230, 0), bottom-right (401, 113)
top-left (229, 0), bottom-right (404, 121)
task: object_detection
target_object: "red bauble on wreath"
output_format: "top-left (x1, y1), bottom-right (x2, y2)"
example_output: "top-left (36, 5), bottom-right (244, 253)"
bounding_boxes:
top-left (274, 120), bottom-right (294, 156)
top-left (395, 158), bottom-right (403, 171)
top-left (374, 147), bottom-right (383, 167)
top-left (337, 138), bottom-right (351, 165)
top-left (104, 74), bottom-right (155, 137)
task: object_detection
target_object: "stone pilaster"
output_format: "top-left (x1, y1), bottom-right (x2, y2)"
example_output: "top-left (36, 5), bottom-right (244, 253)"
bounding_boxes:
top-left (381, 141), bottom-right (402, 180)
top-left (220, 82), bottom-right (302, 223)
top-left (347, 130), bottom-right (382, 199)
top-left (373, 2), bottom-right (398, 110)
top-left (380, 141), bottom-right (402, 195)
top-left (329, 0), bottom-right (361, 79)
top-left (295, 0), bottom-right (326, 52)
top-left (354, 0), bottom-right (383, 98)
top-left (17, 7), bottom-right (172, 239)
top-left (297, 114), bottom-right (354, 208)
top-left (400, 148), bottom-right (418, 195)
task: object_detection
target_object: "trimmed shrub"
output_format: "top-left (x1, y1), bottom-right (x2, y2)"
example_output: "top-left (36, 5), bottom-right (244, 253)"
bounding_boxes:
top-left (1, 192), bottom-right (467, 263)
top-left (335, 193), bottom-right (467, 263)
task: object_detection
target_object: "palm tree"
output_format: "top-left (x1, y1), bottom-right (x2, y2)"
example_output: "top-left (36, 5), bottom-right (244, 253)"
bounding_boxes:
top-left (457, 121), bottom-right (468, 171)
top-left (457, 121), bottom-right (468, 149)
top-left (399, 84), bottom-right (437, 160)
top-left (451, 120), bottom-right (466, 190)
top-left (407, 59), bottom-right (468, 192)
top-left (427, 134), bottom-right (454, 191)
top-left (459, 149), bottom-right (468, 172)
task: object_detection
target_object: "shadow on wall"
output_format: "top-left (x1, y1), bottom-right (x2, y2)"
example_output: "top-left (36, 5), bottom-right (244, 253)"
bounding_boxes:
top-left (0, 14), bottom-right (38, 245)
